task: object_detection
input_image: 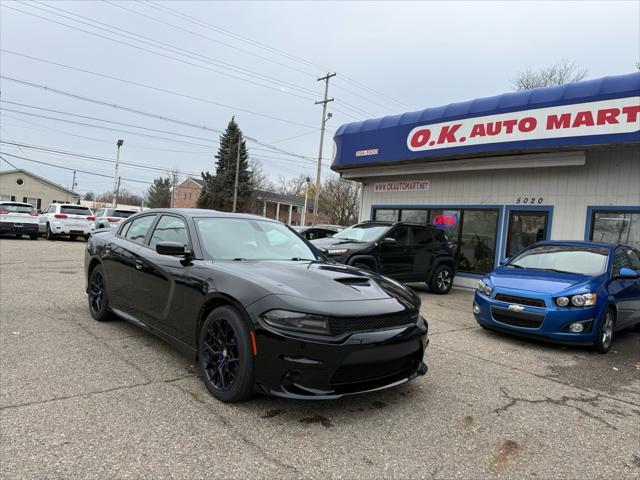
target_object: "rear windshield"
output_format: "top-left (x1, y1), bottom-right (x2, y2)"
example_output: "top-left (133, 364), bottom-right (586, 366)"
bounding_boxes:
top-left (509, 245), bottom-right (609, 275)
top-left (60, 206), bottom-right (92, 215)
top-left (113, 210), bottom-right (136, 218)
top-left (0, 203), bottom-right (34, 213)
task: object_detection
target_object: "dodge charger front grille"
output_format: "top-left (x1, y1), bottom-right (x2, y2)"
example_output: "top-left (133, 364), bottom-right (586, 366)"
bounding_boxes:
top-left (491, 306), bottom-right (544, 328)
top-left (328, 313), bottom-right (417, 336)
top-left (494, 294), bottom-right (546, 308)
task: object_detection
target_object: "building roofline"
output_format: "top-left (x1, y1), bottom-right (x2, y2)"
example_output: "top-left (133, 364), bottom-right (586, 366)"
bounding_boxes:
top-left (0, 168), bottom-right (80, 196)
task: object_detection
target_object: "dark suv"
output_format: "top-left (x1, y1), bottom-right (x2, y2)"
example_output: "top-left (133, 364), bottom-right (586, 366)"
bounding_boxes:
top-left (310, 221), bottom-right (456, 294)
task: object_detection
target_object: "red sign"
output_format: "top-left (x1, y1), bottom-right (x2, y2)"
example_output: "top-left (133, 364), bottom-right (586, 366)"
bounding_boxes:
top-left (433, 214), bottom-right (459, 228)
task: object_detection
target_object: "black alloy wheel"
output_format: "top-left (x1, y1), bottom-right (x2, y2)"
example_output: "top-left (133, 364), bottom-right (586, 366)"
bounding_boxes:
top-left (429, 264), bottom-right (454, 294)
top-left (198, 306), bottom-right (255, 402)
top-left (88, 265), bottom-right (112, 321)
top-left (46, 223), bottom-right (55, 240)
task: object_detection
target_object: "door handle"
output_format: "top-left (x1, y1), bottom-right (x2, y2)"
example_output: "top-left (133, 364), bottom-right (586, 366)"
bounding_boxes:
top-left (135, 260), bottom-right (143, 270)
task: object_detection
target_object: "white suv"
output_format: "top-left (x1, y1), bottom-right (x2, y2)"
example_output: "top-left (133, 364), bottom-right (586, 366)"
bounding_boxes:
top-left (0, 201), bottom-right (40, 240)
top-left (39, 203), bottom-right (95, 241)
top-left (93, 207), bottom-right (138, 229)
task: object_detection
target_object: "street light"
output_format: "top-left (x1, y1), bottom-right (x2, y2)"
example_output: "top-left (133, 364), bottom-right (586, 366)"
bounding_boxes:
top-left (112, 139), bottom-right (124, 207)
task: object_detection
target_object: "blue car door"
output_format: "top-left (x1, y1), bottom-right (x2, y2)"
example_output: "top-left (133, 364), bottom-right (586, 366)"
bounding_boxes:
top-left (609, 247), bottom-right (640, 327)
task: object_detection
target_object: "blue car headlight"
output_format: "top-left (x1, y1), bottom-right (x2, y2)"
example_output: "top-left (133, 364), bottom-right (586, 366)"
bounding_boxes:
top-left (554, 293), bottom-right (597, 307)
top-left (476, 280), bottom-right (493, 296)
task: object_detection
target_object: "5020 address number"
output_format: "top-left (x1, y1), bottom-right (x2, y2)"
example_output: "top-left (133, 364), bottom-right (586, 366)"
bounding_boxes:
top-left (515, 197), bottom-right (544, 204)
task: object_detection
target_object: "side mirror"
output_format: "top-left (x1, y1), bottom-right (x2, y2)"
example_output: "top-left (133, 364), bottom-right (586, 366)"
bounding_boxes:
top-left (156, 241), bottom-right (190, 257)
top-left (382, 237), bottom-right (397, 245)
top-left (500, 257), bottom-right (510, 265)
top-left (617, 267), bottom-right (639, 279)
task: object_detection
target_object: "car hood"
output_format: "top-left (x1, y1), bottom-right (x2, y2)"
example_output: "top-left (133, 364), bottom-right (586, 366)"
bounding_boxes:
top-left (212, 260), bottom-right (417, 304)
top-left (310, 237), bottom-right (372, 250)
top-left (487, 267), bottom-right (596, 294)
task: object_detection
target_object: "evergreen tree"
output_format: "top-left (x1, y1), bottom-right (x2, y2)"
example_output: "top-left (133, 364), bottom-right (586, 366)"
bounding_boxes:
top-left (146, 177), bottom-right (171, 208)
top-left (197, 117), bottom-right (253, 211)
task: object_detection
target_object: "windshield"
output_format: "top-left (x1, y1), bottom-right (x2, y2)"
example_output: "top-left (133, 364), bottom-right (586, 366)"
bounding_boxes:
top-left (60, 206), bottom-right (91, 216)
top-left (195, 217), bottom-right (317, 261)
top-left (332, 224), bottom-right (390, 242)
top-left (509, 245), bottom-right (609, 275)
top-left (0, 203), bottom-right (34, 213)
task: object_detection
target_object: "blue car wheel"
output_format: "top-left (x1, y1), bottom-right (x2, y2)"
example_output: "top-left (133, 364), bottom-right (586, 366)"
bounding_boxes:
top-left (593, 308), bottom-right (615, 353)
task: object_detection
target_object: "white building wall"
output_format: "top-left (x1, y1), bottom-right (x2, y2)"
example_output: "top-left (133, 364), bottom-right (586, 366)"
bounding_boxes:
top-left (357, 146), bottom-right (640, 287)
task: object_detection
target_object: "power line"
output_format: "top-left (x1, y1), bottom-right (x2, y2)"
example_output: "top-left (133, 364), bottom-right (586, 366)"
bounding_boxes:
top-left (1, 114), bottom-right (213, 155)
top-left (0, 79), bottom-right (323, 160)
top-left (0, 103), bottom-right (330, 164)
top-left (2, 3), bottom-right (318, 103)
top-left (0, 152), bottom-right (153, 185)
top-left (142, 0), bottom-right (416, 111)
top-left (1, 49), bottom-right (324, 131)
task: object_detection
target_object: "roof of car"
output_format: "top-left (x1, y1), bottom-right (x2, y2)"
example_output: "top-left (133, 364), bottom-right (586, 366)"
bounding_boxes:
top-left (134, 208), bottom-right (278, 222)
top-left (531, 240), bottom-right (624, 250)
top-left (0, 201), bottom-right (32, 206)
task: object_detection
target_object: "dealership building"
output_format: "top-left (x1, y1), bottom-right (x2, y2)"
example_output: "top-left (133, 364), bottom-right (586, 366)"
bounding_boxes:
top-left (331, 72), bottom-right (640, 287)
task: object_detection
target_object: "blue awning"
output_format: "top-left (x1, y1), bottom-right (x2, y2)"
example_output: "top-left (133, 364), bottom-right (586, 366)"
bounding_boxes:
top-left (331, 72), bottom-right (640, 171)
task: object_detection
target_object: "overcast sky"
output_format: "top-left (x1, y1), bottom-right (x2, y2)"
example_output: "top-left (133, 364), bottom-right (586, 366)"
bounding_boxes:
top-left (1, 1), bottom-right (638, 197)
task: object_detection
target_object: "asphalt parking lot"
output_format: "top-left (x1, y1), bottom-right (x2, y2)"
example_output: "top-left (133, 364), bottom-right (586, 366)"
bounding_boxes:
top-left (1, 238), bottom-right (639, 479)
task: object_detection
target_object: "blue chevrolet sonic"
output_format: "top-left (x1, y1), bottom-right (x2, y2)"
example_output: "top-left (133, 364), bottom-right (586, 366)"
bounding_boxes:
top-left (473, 241), bottom-right (640, 353)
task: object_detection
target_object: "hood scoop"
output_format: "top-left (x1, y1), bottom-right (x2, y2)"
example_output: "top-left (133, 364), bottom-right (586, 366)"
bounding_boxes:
top-left (335, 277), bottom-right (372, 287)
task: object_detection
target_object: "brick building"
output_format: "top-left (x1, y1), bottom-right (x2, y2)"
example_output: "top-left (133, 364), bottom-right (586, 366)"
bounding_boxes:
top-left (171, 177), bottom-right (206, 208)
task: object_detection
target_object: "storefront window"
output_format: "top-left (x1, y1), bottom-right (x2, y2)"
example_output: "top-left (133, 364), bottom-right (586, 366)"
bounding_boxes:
top-left (374, 209), bottom-right (399, 222)
top-left (400, 209), bottom-right (428, 225)
top-left (372, 206), bottom-right (499, 274)
top-left (590, 211), bottom-right (640, 249)
top-left (457, 210), bottom-right (499, 274)
top-left (506, 210), bottom-right (548, 258)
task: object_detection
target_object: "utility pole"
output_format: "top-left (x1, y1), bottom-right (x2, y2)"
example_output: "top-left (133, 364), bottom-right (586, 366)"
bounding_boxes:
top-left (170, 170), bottom-right (178, 208)
top-left (301, 177), bottom-right (311, 227)
top-left (112, 139), bottom-right (124, 207)
top-left (71, 170), bottom-right (77, 193)
top-left (312, 72), bottom-right (335, 225)
top-left (232, 134), bottom-right (241, 213)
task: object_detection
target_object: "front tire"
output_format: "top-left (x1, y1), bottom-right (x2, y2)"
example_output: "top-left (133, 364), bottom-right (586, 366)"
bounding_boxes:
top-left (88, 265), bottom-right (112, 321)
top-left (593, 308), bottom-right (615, 353)
top-left (198, 306), bottom-right (255, 403)
top-left (429, 264), bottom-right (454, 294)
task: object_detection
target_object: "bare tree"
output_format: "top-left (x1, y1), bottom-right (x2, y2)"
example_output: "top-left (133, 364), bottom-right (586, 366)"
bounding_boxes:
top-left (511, 60), bottom-right (587, 91)
top-left (274, 174), bottom-right (311, 197)
top-left (94, 188), bottom-right (144, 206)
top-left (249, 158), bottom-right (274, 191)
top-left (319, 177), bottom-right (360, 226)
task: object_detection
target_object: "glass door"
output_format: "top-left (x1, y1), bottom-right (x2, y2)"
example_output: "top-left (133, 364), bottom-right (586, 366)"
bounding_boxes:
top-left (506, 210), bottom-right (549, 258)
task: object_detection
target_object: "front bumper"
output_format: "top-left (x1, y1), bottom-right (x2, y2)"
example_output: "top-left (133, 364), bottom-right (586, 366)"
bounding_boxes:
top-left (473, 290), bottom-right (602, 345)
top-left (252, 317), bottom-right (429, 399)
top-left (0, 221), bottom-right (39, 235)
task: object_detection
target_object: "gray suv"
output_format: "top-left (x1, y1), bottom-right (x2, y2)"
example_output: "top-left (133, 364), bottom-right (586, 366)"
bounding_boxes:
top-left (94, 208), bottom-right (137, 230)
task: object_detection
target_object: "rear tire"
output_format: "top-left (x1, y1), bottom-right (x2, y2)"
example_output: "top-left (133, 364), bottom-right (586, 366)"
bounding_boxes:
top-left (46, 223), bottom-right (55, 240)
top-left (593, 308), bottom-right (615, 353)
top-left (633, 322), bottom-right (640, 333)
top-left (88, 265), bottom-right (113, 321)
top-left (198, 306), bottom-right (255, 403)
top-left (30, 233), bottom-right (38, 240)
top-left (428, 264), bottom-right (454, 294)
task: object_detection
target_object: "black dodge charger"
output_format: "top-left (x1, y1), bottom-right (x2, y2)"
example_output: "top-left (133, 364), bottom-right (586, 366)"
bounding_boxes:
top-left (85, 209), bottom-right (429, 402)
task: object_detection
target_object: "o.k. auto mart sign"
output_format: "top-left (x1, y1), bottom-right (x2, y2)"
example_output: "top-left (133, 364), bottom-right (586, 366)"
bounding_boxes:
top-left (407, 98), bottom-right (640, 152)
top-left (373, 180), bottom-right (430, 193)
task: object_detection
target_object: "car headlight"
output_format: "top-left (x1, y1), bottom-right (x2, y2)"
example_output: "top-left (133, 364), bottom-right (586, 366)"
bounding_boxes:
top-left (261, 309), bottom-right (330, 335)
top-left (476, 280), bottom-right (493, 296)
top-left (554, 293), bottom-right (597, 307)
top-left (327, 248), bottom-right (348, 255)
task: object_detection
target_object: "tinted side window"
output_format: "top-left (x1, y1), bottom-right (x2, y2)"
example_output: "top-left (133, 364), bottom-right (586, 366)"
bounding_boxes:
top-left (612, 248), bottom-right (632, 273)
top-left (124, 215), bottom-right (157, 245)
top-left (387, 226), bottom-right (410, 246)
top-left (412, 227), bottom-right (433, 245)
top-left (149, 215), bottom-right (189, 249)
